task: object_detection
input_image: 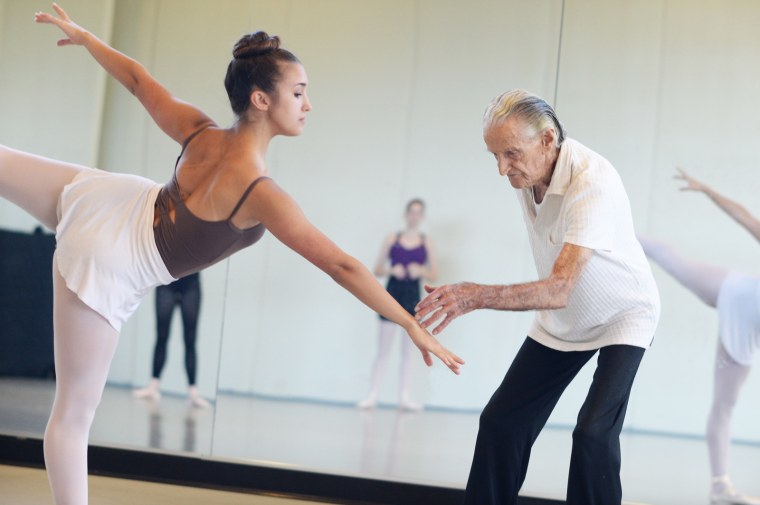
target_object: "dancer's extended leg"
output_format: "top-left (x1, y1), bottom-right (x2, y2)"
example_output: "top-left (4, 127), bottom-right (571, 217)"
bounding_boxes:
top-left (44, 258), bottom-right (119, 505)
top-left (0, 145), bottom-right (88, 230)
top-left (358, 320), bottom-right (397, 409)
top-left (638, 235), bottom-right (728, 307)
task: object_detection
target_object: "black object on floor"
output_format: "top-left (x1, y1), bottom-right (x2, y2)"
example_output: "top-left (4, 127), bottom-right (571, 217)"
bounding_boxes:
top-left (0, 227), bottom-right (55, 378)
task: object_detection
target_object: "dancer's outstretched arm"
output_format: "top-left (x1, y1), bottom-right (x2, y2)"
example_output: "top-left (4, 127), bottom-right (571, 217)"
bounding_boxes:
top-left (35, 3), bottom-right (214, 144)
top-left (249, 181), bottom-right (464, 374)
top-left (676, 167), bottom-right (760, 243)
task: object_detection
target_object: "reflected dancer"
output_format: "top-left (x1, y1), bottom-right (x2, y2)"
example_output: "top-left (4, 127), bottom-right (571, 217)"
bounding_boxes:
top-left (359, 199), bottom-right (438, 411)
top-left (640, 168), bottom-right (760, 505)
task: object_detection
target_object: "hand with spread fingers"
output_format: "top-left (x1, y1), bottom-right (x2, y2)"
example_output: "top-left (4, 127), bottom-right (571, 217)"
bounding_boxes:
top-left (674, 167), bottom-right (709, 193)
top-left (35, 3), bottom-right (89, 46)
top-left (415, 282), bottom-right (481, 335)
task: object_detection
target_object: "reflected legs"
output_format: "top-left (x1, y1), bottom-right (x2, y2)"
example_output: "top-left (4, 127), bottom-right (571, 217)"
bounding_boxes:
top-left (134, 275), bottom-right (208, 407)
top-left (359, 320), bottom-right (420, 410)
top-left (358, 320), bottom-right (396, 409)
top-left (399, 331), bottom-right (421, 411)
top-left (707, 342), bottom-right (757, 503)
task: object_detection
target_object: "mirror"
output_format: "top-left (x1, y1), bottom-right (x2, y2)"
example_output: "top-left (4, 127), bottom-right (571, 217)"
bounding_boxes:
top-left (2, 1), bottom-right (760, 504)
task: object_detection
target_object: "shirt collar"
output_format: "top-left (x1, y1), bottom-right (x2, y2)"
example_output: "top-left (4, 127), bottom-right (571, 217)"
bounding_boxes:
top-left (544, 138), bottom-right (575, 197)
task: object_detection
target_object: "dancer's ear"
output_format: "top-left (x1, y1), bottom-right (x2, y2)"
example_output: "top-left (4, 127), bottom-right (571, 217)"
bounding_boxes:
top-left (250, 90), bottom-right (271, 111)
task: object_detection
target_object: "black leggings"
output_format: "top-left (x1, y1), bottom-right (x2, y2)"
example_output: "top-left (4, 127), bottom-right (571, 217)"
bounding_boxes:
top-left (152, 273), bottom-right (201, 385)
top-left (464, 337), bottom-right (646, 505)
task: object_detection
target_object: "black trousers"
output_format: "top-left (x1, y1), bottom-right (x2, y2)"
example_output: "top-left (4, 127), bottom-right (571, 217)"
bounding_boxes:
top-left (464, 337), bottom-right (646, 505)
top-left (152, 272), bottom-right (201, 385)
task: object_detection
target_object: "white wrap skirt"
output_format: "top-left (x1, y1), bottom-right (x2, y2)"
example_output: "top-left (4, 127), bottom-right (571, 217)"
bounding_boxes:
top-left (55, 169), bottom-right (175, 332)
top-left (717, 271), bottom-right (760, 366)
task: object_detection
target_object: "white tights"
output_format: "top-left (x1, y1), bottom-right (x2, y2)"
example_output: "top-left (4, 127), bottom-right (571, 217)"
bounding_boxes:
top-left (639, 236), bottom-right (750, 480)
top-left (707, 342), bottom-right (750, 478)
top-left (363, 320), bottom-right (417, 407)
top-left (1, 144), bottom-right (117, 505)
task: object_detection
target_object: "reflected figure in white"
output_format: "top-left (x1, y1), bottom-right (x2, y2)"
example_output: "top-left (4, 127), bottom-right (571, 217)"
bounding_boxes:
top-left (640, 168), bottom-right (760, 505)
top-left (133, 272), bottom-right (210, 408)
top-left (0, 5), bottom-right (462, 504)
top-left (359, 199), bottom-right (438, 411)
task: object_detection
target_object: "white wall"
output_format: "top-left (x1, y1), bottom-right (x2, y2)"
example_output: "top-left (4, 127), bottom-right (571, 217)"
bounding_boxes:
top-left (3, 0), bottom-right (760, 446)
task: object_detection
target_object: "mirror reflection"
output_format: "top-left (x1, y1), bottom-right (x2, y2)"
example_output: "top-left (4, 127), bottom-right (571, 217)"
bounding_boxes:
top-left (2, 1), bottom-right (760, 505)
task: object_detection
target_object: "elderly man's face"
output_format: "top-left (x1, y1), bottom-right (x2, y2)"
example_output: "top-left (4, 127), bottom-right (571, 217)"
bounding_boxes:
top-left (484, 116), bottom-right (555, 190)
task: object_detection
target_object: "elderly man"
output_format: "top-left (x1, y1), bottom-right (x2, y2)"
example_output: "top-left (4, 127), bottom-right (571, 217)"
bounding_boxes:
top-left (415, 89), bottom-right (660, 505)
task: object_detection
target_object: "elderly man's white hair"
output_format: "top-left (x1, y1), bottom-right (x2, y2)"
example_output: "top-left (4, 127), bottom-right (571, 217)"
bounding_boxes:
top-left (483, 89), bottom-right (566, 148)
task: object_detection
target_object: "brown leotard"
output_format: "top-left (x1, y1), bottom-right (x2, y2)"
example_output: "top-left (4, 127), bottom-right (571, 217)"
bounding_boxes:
top-left (154, 127), bottom-right (268, 279)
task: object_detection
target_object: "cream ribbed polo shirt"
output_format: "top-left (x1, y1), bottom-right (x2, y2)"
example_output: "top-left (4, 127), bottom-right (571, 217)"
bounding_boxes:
top-left (518, 138), bottom-right (660, 351)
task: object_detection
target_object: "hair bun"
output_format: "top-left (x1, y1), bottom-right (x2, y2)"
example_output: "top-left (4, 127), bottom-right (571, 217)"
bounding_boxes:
top-left (233, 31), bottom-right (281, 59)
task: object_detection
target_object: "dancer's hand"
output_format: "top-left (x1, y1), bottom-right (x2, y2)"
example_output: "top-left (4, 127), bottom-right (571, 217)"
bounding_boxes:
top-left (406, 262), bottom-right (423, 280)
top-left (675, 167), bottom-right (709, 193)
top-left (415, 283), bottom-right (480, 335)
top-left (390, 264), bottom-right (406, 280)
top-left (406, 323), bottom-right (464, 375)
top-left (35, 3), bottom-right (88, 46)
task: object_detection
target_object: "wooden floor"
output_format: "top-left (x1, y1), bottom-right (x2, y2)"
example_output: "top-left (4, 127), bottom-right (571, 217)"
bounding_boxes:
top-left (0, 464), bottom-right (338, 505)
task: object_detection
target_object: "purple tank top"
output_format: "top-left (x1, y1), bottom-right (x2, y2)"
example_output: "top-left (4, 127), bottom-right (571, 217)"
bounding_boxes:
top-left (389, 233), bottom-right (427, 280)
top-left (153, 127), bottom-right (268, 279)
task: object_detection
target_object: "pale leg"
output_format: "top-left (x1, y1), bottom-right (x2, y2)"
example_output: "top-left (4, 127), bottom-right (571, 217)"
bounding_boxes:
top-left (44, 258), bottom-right (119, 505)
top-left (398, 331), bottom-right (422, 411)
top-left (707, 342), bottom-right (758, 503)
top-left (638, 235), bottom-right (728, 307)
top-left (358, 320), bottom-right (397, 409)
top-left (0, 144), bottom-right (89, 230)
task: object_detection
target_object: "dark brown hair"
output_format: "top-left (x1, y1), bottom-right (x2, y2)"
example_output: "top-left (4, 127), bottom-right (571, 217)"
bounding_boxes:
top-left (406, 198), bottom-right (425, 213)
top-left (224, 31), bottom-right (300, 116)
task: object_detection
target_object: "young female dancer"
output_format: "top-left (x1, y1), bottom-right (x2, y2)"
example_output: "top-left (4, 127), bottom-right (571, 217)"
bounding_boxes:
top-left (640, 168), bottom-right (760, 505)
top-left (358, 199), bottom-right (438, 411)
top-left (0, 5), bottom-right (463, 503)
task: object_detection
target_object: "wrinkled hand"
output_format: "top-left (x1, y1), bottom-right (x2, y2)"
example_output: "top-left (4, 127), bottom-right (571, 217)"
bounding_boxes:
top-left (406, 324), bottom-right (464, 375)
top-left (35, 3), bottom-right (88, 46)
top-left (390, 263), bottom-right (406, 280)
top-left (674, 167), bottom-right (708, 193)
top-left (406, 262), bottom-right (423, 280)
top-left (415, 282), bottom-right (480, 335)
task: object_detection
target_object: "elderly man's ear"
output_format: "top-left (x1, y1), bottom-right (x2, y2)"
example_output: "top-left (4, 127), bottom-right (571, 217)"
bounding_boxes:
top-left (541, 127), bottom-right (556, 148)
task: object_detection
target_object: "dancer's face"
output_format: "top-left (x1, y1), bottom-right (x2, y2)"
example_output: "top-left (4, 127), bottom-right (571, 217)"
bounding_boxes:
top-left (405, 203), bottom-right (424, 229)
top-left (268, 62), bottom-right (312, 136)
top-left (484, 116), bottom-right (556, 190)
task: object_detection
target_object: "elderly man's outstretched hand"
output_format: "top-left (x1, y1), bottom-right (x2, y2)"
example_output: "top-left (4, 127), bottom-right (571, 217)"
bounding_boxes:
top-left (415, 283), bottom-right (480, 335)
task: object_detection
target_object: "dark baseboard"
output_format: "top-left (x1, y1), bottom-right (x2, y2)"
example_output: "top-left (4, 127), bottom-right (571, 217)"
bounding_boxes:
top-left (0, 434), bottom-right (562, 505)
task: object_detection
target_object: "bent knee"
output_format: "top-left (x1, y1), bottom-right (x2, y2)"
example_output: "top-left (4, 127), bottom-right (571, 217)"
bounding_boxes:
top-left (479, 403), bottom-right (531, 441)
top-left (572, 421), bottom-right (616, 449)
